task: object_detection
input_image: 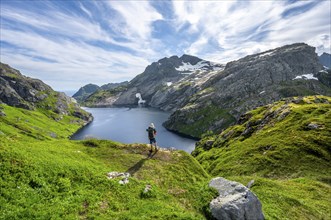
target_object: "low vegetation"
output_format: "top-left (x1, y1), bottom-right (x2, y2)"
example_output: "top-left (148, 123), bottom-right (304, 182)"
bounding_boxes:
top-left (1, 95), bottom-right (330, 219)
top-left (0, 104), bottom-right (216, 219)
top-left (193, 96), bottom-right (331, 219)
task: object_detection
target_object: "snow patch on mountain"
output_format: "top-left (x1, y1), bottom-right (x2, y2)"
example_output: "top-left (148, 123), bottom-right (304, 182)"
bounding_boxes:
top-left (176, 61), bottom-right (224, 73)
top-left (293, 74), bottom-right (318, 80)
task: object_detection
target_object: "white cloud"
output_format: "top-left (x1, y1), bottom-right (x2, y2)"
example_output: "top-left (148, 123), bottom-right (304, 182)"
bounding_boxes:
top-left (172, 0), bottom-right (331, 63)
top-left (0, 28), bottom-right (149, 91)
top-left (107, 1), bottom-right (163, 40)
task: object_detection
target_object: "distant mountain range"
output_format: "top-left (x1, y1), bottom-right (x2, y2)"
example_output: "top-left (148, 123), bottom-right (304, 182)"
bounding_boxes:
top-left (74, 43), bottom-right (330, 138)
top-left (72, 81), bottom-right (129, 103)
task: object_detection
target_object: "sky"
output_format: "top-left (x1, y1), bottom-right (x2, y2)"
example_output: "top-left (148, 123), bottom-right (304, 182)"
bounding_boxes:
top-left (1, 0), bottom-right (330, 93)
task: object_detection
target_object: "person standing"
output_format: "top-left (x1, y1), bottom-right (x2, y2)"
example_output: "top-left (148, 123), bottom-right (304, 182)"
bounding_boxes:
top-left (146, 123), bottom-right (158, 153)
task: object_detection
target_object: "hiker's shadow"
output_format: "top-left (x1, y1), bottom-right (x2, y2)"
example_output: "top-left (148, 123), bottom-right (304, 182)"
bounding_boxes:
top-left (126, 151), bottom-right (158, 176)
top-left (126, 158), bottom-right (147, 176)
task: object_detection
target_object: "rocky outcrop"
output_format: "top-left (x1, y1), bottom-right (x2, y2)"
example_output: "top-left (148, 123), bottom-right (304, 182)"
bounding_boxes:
top-left (319, 52), bottom-right (331, 68)
top-left (0, 63), bottom-right (92, 122)
top-left (164, 43), bottom-right (331, 138)
top-left (209, 177), bottom-right (264, 220)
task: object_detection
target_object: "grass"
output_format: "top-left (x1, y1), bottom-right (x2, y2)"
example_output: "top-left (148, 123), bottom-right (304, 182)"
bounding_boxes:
top-left (0, 104), bottom-right (216, 219)
top-left (1, 95), bottom-right (330, 219)
top-left (192, 96), bottom-right (331, 219)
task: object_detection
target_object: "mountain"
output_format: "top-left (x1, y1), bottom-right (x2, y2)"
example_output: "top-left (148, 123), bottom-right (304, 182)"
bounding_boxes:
top-left (108, 54), bottom-right (223, 108)
top-left (73, 81), bottom-right (129, 105)
top-left (319, 52), bottom-right (331, 68)
top-left (192, 96), bottom-right (331, 219)
top-left (72, 83), bottom-right (100, 102)
top-left (0, 62), bottom-right (92, 122)
top-left (164, 43), bottom-right (331, 138)
top-left (100, 81), bottom-right (129, 90)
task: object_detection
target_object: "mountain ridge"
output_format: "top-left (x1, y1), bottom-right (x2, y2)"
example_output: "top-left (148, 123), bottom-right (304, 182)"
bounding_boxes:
top-left (164, 43), bottom-right (331, 138)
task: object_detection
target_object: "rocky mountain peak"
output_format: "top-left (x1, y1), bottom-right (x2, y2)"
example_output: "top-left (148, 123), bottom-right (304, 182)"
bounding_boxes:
top-left (164, 43), bottom-right (331, 138)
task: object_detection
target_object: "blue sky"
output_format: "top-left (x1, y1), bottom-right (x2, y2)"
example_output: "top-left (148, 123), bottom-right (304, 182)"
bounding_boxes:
top-left (1, 0), bottom-right (330, 92)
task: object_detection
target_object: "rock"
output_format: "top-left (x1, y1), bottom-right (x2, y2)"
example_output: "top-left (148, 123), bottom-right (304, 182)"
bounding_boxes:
top-left (246, 180), bottom-right (255, 189)
top-left (209, 177), bottom-right (264, 220)
top-left (307, 123), bottom-right (320, 130)
top-left (49, 132), bottom-right (57, 138)
top-left (206, 140), bottom-right (214, 147)
top-left (0, 110), bottom-right (6, 116)
top-left (107, 171), bottom-right (130, 185)
top-left (143, 184), bottom-right (152, 193)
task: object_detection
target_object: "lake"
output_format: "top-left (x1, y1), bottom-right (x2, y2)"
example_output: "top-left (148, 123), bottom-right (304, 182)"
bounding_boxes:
top-left (71, 107), bottom-right (197, 153)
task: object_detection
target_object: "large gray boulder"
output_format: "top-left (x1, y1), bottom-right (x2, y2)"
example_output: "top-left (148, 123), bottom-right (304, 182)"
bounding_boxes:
top-left (209, 177), bottom-right (264, 220)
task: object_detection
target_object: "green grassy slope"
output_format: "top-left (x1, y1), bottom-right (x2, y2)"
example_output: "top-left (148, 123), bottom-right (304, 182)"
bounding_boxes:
top-left (193, 96), bottom-right (331, 219)
top-left (0, 104), bottom-right (216, 219)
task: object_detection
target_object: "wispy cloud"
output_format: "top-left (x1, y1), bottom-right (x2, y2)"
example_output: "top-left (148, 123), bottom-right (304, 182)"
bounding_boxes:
top-left (172, 0), bottom-right (331, 63)
top-left (0, 0), bottom-right (330, 91)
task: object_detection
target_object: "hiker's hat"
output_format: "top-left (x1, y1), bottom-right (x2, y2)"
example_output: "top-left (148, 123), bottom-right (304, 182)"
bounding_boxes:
top-left (150, 123), bottom-right (155, 128)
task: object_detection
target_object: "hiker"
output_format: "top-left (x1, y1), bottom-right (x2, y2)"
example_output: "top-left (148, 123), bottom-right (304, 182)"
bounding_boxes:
top-left (146, 123), bottom-right (158, 152)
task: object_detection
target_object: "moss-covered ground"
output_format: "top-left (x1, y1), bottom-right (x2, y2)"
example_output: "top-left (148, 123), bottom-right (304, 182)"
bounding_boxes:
top-left (193, 96), bottom-right (331, 219)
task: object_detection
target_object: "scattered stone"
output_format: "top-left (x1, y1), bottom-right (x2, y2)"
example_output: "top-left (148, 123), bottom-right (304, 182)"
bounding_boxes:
top-left (107, 171), bottom-right (130, 185)
top-left (143, 184), bottom-right (152, 193)
top-left (206, 140), bottom-right (214, 147)
top-left (209, 177), bottom-right (264, 220)
top-left (119, 178), bottom-right (129, 185)
top-left (277, 110), bottom-right (291, 121)
top-left (0, 111), bottom-right (6, 116)
top-left (307, 123), bottom-right (320, 130)
top-left (49, 132), bottom-right (57, 138)
top-left (292, 97), bottom-right (305, 104)
top-left (246, 180), bottom-right (255, 189)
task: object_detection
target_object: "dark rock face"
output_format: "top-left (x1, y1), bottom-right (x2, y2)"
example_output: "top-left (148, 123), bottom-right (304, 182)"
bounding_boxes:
top-left (0, 63), bottom-right (92, 122)
top-left (164, 43), bottom-right (331, 138)
top-left (319, 52), bottom-right (331, 68)
top-left (0, 63), bottom-right (52, 110)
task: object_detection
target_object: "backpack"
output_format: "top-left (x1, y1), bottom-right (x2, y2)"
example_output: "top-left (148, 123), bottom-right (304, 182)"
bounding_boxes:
top-left (147, 127), bottom-right (156, 139)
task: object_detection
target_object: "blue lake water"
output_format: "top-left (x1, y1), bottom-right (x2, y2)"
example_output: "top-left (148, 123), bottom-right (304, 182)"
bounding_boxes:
top-left (71, 107), bottom-right (197, 153)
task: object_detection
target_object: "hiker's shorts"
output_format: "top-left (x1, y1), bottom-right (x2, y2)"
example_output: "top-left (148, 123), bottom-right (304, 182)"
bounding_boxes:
top-left (149, 138), bottom-right (156, 144)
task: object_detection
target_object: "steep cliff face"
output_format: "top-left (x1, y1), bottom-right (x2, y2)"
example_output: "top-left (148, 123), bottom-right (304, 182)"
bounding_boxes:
top-left (319, 52), bottom-right (331, 68)
top-left (113, 54), bottom-right (223, 108)
top-left (0, 63), bottom-right (92, 122)
top-left (164, 43), bottom-right (331, 138)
